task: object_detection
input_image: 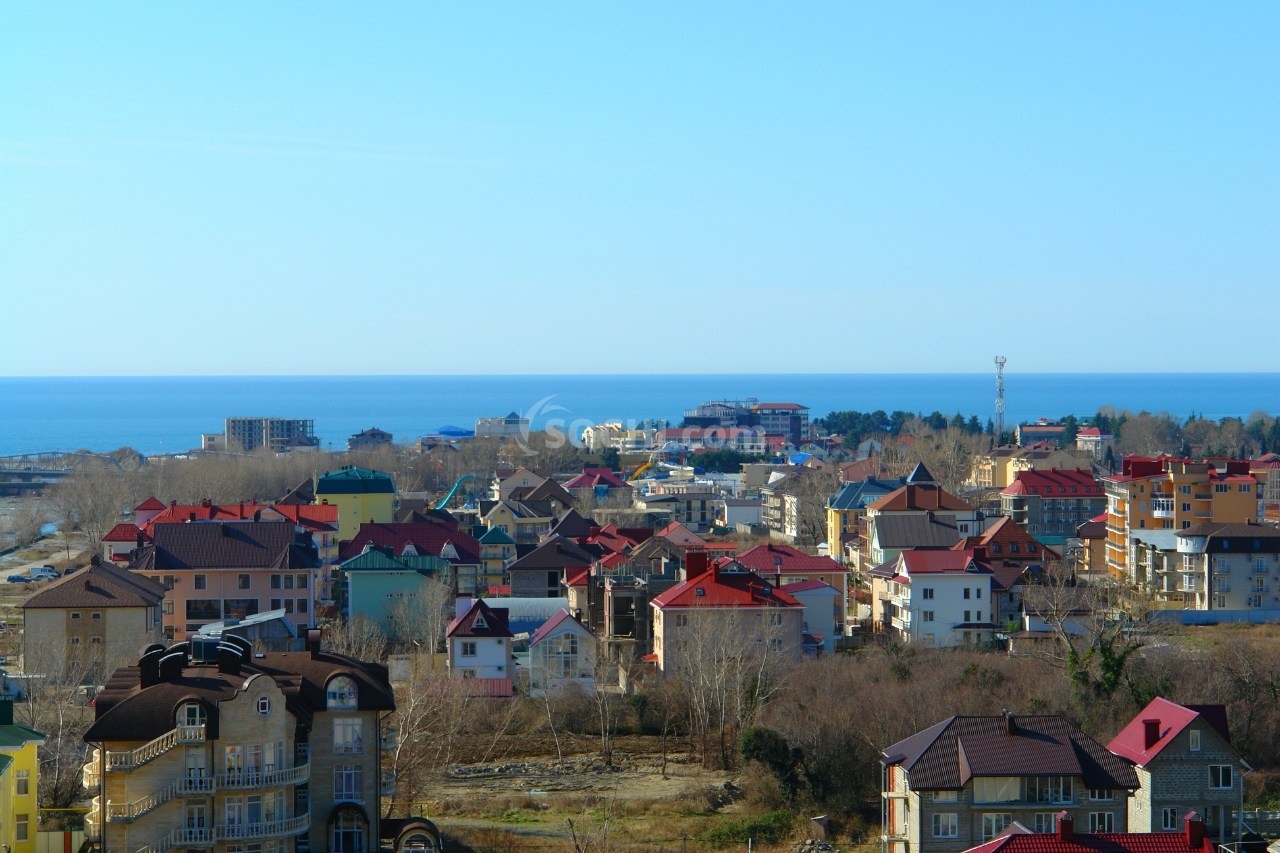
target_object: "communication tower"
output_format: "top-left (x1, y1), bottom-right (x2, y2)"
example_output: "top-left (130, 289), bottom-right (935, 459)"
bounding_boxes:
top-left (994, 356), bottom-right (1007, 442)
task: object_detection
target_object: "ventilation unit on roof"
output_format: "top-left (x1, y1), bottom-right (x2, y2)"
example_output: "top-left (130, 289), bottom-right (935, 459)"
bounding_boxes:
top-left (695, 588), bottom-right (705, 596)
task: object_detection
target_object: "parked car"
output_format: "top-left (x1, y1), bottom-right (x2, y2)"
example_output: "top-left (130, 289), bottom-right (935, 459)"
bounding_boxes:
top-left (30, 568), bottom-right (58, 581)
top-left (6, 575), bottom-right (29, 583)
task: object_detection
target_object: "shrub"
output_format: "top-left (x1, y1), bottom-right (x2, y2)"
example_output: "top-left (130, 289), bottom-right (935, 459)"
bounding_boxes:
top-left (703, 810), bottom-right (794, 847)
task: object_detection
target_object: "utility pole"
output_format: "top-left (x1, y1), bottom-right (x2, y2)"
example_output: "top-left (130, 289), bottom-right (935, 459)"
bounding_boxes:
top-left (994, 356), bottom-right (1007, 444)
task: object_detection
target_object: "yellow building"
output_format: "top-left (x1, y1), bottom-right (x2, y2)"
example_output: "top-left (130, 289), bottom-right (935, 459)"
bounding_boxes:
top-left (1102, 457), bottom-right (1263, 582)
top-left (315, 466), bottom-right (396, 543)
top-left (967, 444), bottom-right (1089, 490)
top-left (0, 698), bottom-right (46, 853)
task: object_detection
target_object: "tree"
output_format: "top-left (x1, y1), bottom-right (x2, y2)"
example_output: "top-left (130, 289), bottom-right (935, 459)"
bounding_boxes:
top-left (740, 727), bottom-right (803, 805)
top-left (322, 614), bottom-right (388, 662)
top-left (599, 447), bottom-right (621, 471)
top-left (49, 466), bottom-right (139, 549)
top-left (383, 675), bottom-right (475, 813)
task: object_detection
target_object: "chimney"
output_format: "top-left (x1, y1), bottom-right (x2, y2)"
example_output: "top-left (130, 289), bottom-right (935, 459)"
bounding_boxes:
top-left (0, 697), bottom-right (13, 726)
top-left (254, 509), bottom-right (262, 522)
top-left (1143, 718), bottom-right (1161, 749)
top-left (1056, 811), bottom-right (1073, 842)
top-left (189, 512), bottom-right (196, 522)
top-left (139, 645), bottom-right (165, 687)
top-left (137, 531), bottom-right (145, 549)
top-left (306, 628), bottom-right (322, 659)
top-left (1184, 811), bottom-right (1203, 849)
top-left (1002, 709), bottom-right (1016, 734)
top-left (685, 551), bottom-right (709, 578)
top-left (217, 643), bottom-right (243, 676)
top-left (84, 579), bottom-right (92, 591)
top-left (973, 546), bottom-right (988, 562)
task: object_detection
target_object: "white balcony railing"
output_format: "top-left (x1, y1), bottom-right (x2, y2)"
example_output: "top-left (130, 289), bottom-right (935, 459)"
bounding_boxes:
top-left (104, 725), bottom-right (206, 771)
top-left (217, 762), bottom-right (310, 790)
top-left (219, 812), bottom-right (311, 841)
top-left (83, 750), bottom-right (101, 788)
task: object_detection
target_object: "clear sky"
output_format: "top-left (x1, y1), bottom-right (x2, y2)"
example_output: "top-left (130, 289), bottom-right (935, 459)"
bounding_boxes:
top-left (2, 3), bottom-right (1276, 376)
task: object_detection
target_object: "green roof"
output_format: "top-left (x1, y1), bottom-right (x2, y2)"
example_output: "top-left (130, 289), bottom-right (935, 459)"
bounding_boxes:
top-left (478, 527), bottom-right (516, 545)
top-left (0, 724), bottom-right (46, 748)
top-left (338, 548), bottom-right (449, 574)
top-left (0, 755), bottom-right (11, 775)
top-left (316, 466), bottom-right (395, 495)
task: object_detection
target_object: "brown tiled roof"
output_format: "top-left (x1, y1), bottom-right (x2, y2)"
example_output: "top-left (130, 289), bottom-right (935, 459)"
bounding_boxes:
top-left (86, 647), bottom-right (393, 743)
top-left (867, 484), bottom-right (974, 512)
top-left (875, 514), bottom-right (964, 549)
top-left (127, 522), bottom-right (319, 571)
top-left (883, 714), bottom-right (1138, 791)
top-left (446, 598), bottom-right (513, 639)
top-left (508, 536), bottom-right (595, 572)
top-left (22, 562), bottom-right (165, 610)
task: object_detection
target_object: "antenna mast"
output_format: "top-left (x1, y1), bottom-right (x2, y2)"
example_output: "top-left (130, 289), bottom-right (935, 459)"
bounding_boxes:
top-left (994, 356), bottom-right (1007, 443)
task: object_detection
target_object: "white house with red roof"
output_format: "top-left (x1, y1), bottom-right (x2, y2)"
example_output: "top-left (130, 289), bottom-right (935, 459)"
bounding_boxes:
top-left (1108, 698), bottom-right (1250, 841)
top-left (732, 543), bottom-right (850, 631)
top-left (649, 563), bottom-right (803, 673)
top-left (1075, 426), bottom-right (1116, 460)
top-left (868, 549), bottom-right (999, 647)
top-left (446, 598), bottom-right (515, 696)
top-left (527, 609), bottom-right (597, 696)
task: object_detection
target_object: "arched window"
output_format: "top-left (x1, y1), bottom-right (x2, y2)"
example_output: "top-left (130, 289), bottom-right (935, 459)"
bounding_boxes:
top-left (327, 676), bottom-right (358, 709)
top-left (176, 702), bottom-right (207, 728)
top-left (332, 808), bottom-right (367, 853)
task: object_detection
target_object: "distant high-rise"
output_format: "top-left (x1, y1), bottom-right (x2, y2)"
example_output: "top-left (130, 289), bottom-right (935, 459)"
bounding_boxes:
top-left (224, 417), bottom-right (316, 453)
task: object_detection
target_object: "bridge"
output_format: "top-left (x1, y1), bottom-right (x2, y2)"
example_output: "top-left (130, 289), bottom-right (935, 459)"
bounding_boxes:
top-left (0, 452), bottom-right (123, 494)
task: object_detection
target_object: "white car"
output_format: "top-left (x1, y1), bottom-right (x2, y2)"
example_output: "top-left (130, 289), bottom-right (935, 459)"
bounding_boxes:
top-left (29, 568), bottom-right (58, 581)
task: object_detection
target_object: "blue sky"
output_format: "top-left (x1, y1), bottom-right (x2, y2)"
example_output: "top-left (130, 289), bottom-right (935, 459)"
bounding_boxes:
top-left (2, 3), bottom-right (1276, 376)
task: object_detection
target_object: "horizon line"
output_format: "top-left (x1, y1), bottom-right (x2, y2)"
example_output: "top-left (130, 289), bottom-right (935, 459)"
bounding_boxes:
top-left (5, 370), bottom-right (1280, 380)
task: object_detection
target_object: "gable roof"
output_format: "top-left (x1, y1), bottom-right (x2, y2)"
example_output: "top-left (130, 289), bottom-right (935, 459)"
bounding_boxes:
top-left (134, 496), bottom-right (168, 512)
top-left (875, 513), bottom-right (964, 549)
top-left (651, 566), bottom-right (802, 610)
top-left (507, 536), bottom-right (596, 572)
top-left (337, 522), bottom-right (481, 564)
top-left (957, 516), bottom-right (1059, 561)
top-left (104, 522), bottom-right (149, 544)
top-left (127, 523), bottom-right (319, 571)
top-left (22, 560), bottom-right (166, 610)
top-left (1107, 698), bottom-right (1237, 768)
top-left (733, 544), bottom-right (846, 575)
top-left (883, 713), bottom-right (1138, 791)
top-left (868, 484), bottom-right (974, 512)
top-left (446, 598), bottom-right (513, 639)
top-left (142, 501), bottom-right (338, 534)
top-left (829, 476), bottom-right (905, 510)
top-left (529, 609), bottom-right (595, 647)
top-left (563, 467), bottom-right (631, 490)
top-left (478, 526), bottom-right (516, 546)
top-left (337, 547), bottom-right (451, 574)
top-left (1002, 469), bottom-right (1103, 497)
top-left (315, 466), bottom-right (395, 495)
top-left (963, 823), bottom-right (1211, 853)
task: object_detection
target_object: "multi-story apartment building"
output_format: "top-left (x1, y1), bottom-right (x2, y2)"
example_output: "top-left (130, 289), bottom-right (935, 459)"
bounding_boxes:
top-left (0, 699), bottom-right (45, 853)
top-left (1075, 427), bottom-right (1116, 461)
top-left (474, 411), bottom-right (529, 438)
top-left (868, 549), bottom-right (1013, 646)
top-left (127, 522), bottom-right (321, 639)
top-left (1016, 420), bottom-right (1067, 447)
top-left (1102, 457), bottom-right (1263, 583)
top-left (1108, 698), bottom-right (1250, 842)
top-left (1171, 521), bottom-right (1280, 611)
top-left (316, 467), bottom-right (396, 544)
top-left (967, 446), bottom-right (1087, 491)
top-left (827, 476), bottom-right (907, 565)
top-left (749, 402), bottom-right (810, 444)
top-left (881, 712), bottom-right (1137, 853)
top-left (21, 559), bottom-right (165, 677)
top-left (1000, 469), bottom-right (1105, 541)
top-left (860, 466), bottom-right (983, 573)
top-left (82, 631), bottom-right (394, 853)
top-left (224, 417), bottom-right (316, 453)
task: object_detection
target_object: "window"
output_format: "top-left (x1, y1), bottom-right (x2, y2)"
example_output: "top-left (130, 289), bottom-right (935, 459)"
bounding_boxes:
top-left (1189, 730), bottom-right (1201, 751)
top-left (71, 612), bottom-right (81, 620)
top-left (976, 587), bottom-right (983, 599)
top-left (270, 574), bottom-right (282, 589)
top-left (332, 809), bottom-right (367, 853)
top-left (327, 676), bottom-right (359, 709)
top-left (16, 813), bottom-right (28, 842)
top-left (461, 641), bottom-right (477, 657)
top-left (238, 574), bottom-right (251, 590)
top-left (922, 588), bottom-right (935, 599)
top-left (16, 769), bottom-right (29, 796)
top-left (186, 599), bottom-right (221, 620)
top-left (296, 573), bottom-right (309, 589)
top-left (284, 599), bottom-right (295, 614)
top-left (921, 611), bottom-right (935, 622)
top-left (1089, 788), bottom-right (1114, 801)
top-left (1034, 813), bottom-right (1059, 833)
top-left (194, 574), bottom-right (207, 590)
top-left (931, 790), bottom-right (958, 802)
top-left (297, 598), bottom-right (309, 614)
top-left (1010, 543), bottom-right (1020, 554)
top-left (270, 598), bottom-right (283, 610)
top-left (1162, 807), bottom-right (1181, 831)
top-left (334, 718), bottom-right (364, 754)
top-left (932, 813), bottom-right (958, 838)
top-left (163, 599), bottom-right (175, 615)
top-left (767, 612), bottom-right (783, 627)
top-left (257, 697), bottom-right (271, 715)
top-left (334, 764), bottom-right (364, 801)
top-left (964, 588), bottom-right (971, 600)
top-left (284, 574), bottom-right (294, 589)
top-left (176, 702), bottom-right (207, 727)
top-left (964, 610), bottom-right (971, 622)
top-left (1030, 776), bottom-right (1073, 804)
top-left (92, 611), bottom-right (102, 619)
top-left (974, 777), bottom-right (1019, 803)
top-left (1089, 812), bottom-right (1114, 833)
top-left (1209, 765), bottom-right (1233, 789)
top-left (675, 614), bottom-right (689, 627)
top-left (982, 814), bottom-right (1012, 841)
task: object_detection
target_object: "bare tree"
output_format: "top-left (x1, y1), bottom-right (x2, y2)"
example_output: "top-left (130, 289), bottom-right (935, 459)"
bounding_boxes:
top-left (321, 614), bottom-right (388, 662)
top-left (49, 468), bottom-right (136, 549)
top-left (382, 675), bottom-right (475, 814)
top-left (10, 497), bottom-right (51, 547)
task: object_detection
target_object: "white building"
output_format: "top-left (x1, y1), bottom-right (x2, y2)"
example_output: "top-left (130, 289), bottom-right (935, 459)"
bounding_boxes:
top-left (1175, 521), bottom-right (1280, 611)
top-left (527, 610), bottom-right (597, 696)
top-left (446, 598), bottom-right (515, 696)
top-left (868, 549), bottom-right (998, 647)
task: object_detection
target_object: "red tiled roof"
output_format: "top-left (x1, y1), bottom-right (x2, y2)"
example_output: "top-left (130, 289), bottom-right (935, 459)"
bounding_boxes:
top-left (898, 549), bottom-right (992, 575)
top-left (1077, 427), bottom-right (1103, 437)
top-left (564, 567), bottom-right (591, 586)
top-left (1107, 698), bottom-right (1233, 768)
top-left (144, 502), bottom-right (338, 534)
top-left (103, 522), bottom-right (147, 543)
top-left (750, 402), bottom-right (806, 411)
top-left (563, 468), bottom-right (631, 490)
top-left (781, 579), bottom-right (839, 594)
top-left (963, 821), bottom-right (1209, 853)
top-left (446, 598), bottom-right (512, 639)
top-left (651, 567), bottom-right (802, 609)
top-left (733, 544), bottom-right (846, 575)
top-left (1002, 469), bottom-right (1102, 497)
top-left (529, 609), bottom-right (594, 646)
top-left (134, 496), bottom-right (167, 512)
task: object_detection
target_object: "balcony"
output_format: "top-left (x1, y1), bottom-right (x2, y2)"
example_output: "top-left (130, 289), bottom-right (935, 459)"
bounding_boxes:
top-left (85, 799), bottom-right (101, 840)
top-left (217, 762), bottom-right (310, 790)
top-left (83, 749), bottom-right (101, 788)
top-left (219, 812), bottom-right (311, 841)
top-left (1152, 499), bottom-right (1174, 519)
top-left (104, 725), bottom-right (206, 772)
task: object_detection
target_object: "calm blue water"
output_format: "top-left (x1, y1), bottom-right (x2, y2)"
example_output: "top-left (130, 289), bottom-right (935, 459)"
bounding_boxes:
top-left (0, 374), bottom-right (1277, 457)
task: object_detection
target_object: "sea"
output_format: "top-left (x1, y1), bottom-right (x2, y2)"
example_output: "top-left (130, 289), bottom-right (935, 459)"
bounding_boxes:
top-left (1, 373), bottom-right (1278, 458)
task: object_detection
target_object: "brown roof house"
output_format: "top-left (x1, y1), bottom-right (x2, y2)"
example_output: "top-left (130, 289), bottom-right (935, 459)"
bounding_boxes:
top-left (81, 629), bottom-right (395, 853)
top-left (21, 558), bottom-right (166, 679)
top-left (881, 712), bottom-right (1139, 853)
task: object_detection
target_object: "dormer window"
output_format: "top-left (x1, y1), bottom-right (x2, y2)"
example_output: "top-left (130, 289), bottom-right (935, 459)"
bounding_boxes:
top-left (176, 702), bottom-right (207, 728)
top-left (327, 676), bottom-right (359, 709)
top-left (473, 613), bottom-right (488, 631)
